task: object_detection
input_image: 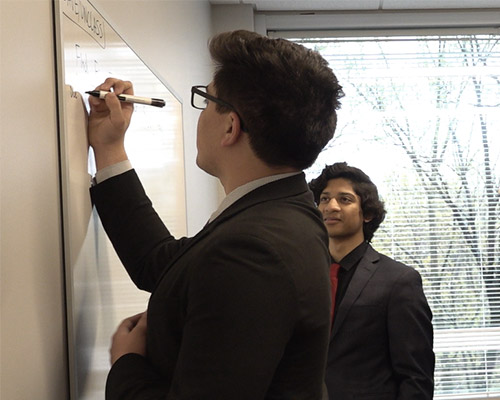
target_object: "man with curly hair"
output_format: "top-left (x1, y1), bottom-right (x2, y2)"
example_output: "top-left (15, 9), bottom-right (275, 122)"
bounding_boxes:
top-left (309, 162), bottom-right (435, 400)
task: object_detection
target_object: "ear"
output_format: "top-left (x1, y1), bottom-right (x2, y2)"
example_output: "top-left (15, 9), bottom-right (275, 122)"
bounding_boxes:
top-left (363, 214), bottom-right (373, 223)
top-left (220, 111), bottom-right (243, 147)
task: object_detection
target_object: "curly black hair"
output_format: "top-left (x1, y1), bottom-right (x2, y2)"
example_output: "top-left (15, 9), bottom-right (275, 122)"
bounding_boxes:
top-left (309, 162), bottom-right (386, 242)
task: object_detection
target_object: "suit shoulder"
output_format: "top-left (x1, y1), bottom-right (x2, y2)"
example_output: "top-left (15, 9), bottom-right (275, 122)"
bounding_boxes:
top-left (369, 247), bottom-right (422, 280)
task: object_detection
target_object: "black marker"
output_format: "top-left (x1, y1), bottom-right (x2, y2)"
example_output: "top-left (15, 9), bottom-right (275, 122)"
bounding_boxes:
top-left (86, 90), bottom-right (166, 108)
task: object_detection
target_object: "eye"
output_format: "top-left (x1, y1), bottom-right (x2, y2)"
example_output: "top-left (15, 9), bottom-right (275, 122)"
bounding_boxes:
top-left (319, 196), bottom-right (330, 203)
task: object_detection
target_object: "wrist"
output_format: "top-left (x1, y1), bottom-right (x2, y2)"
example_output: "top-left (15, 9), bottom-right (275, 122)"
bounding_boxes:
top-left (93, 147), bottom-right (128, 171)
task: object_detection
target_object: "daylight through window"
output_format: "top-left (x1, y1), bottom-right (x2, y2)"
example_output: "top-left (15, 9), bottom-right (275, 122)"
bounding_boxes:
top-left (296, 34), bottom-right (500, 399)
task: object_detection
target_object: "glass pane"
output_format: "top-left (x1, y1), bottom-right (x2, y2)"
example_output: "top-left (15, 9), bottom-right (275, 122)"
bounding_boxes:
top-left (294, 34), bottom-right (500, 399)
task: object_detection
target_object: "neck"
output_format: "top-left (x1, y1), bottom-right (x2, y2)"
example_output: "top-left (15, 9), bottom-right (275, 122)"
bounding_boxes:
top-left (220, 160), bottom-right (299, 194)
top-left (329, 236), bottom-right (365, 263)
top-left (214, 130), bottom-right (299, 194)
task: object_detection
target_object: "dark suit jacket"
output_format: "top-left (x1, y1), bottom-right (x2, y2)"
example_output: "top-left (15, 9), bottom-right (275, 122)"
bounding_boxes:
top-left (325, 245), bottom-right (434, 400)
top-left (90, 170), bottom-right (332, 400)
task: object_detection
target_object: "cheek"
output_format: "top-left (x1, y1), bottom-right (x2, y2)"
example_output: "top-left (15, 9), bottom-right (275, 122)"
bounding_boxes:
top-left (355, 212), bottom-right (365, 227)
top-left (196, 111), bottom-right (206, 146)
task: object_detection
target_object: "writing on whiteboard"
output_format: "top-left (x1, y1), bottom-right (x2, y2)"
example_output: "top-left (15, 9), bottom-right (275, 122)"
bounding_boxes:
top-left (75, 44), bottom-right (100, 74)
top-left (62, 0), bottom-right (105, 48)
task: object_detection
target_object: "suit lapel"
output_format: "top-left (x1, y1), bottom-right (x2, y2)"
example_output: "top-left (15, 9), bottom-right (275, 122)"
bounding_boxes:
top-left (330, 245), bottom-right (380, 340)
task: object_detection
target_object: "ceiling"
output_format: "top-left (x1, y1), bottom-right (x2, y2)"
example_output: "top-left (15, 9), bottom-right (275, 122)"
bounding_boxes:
top-left (209, 0), bottom-right (500, 11)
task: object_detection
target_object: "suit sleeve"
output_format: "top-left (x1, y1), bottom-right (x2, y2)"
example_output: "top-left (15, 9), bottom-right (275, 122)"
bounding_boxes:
top-left (90, 169), bottom-right (189, 292)
top-left (387, 268), bottom-right (435, 400)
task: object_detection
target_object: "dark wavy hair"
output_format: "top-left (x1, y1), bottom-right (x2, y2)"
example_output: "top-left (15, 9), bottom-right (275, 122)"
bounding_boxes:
top-left (308, 162), bottom-right (386, 242)
top-left (208, 30), bottom-right (344, 170)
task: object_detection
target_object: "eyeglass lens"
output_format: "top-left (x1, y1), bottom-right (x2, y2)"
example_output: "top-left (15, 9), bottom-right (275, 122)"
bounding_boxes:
top-left (193, 87), bottom-right (208, 109)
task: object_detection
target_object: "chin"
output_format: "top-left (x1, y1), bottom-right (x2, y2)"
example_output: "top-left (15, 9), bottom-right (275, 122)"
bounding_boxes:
top-left (196, 158), bottom-right (216, 178)
top-left (195, 155), bottom-right (205, 170)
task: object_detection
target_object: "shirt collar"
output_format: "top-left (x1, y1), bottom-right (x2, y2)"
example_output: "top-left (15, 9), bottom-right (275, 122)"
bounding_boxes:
top-left (337, 241), bottom-right (369, 271)
top-left (208, 172), bottom-right (301, 223)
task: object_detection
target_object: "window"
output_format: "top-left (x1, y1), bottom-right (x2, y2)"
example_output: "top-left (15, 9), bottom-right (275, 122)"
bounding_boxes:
top-left (294, 34), bottom-right (500, 398)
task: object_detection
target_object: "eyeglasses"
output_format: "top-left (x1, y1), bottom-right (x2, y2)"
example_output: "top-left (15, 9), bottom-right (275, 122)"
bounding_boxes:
top-left (191, 86), bottom-right (234, 110)
top-left (191, 85), bottom-right (247, 131)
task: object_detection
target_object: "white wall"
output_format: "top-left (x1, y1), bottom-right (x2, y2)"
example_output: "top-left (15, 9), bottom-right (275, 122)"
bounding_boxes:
top-left (1, 1), bottom-right (67, 399)
top-left (0, 1), bottom-right (216, 399)
top-left (212, 4), bottom-right (255, 34)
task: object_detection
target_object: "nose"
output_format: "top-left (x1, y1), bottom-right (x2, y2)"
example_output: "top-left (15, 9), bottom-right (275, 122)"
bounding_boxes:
top-left (324, 198), bottom-right (340, 212)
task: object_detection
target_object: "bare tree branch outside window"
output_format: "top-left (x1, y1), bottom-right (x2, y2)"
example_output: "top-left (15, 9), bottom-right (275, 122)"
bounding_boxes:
top-left (299, 35), bottom-right (500, 398)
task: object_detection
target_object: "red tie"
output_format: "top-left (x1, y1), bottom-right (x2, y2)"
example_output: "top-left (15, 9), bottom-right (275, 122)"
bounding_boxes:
top-left (330, 263), bottom-right (341, 325)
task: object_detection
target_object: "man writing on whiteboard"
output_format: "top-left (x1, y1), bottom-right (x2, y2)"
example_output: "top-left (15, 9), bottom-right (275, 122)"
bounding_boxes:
top-left (87, 30), bottom-right (343, 399)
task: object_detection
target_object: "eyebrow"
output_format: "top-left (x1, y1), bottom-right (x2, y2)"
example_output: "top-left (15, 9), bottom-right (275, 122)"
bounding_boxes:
top-left (338, 191), bottom-right (356, 196)
top-left (321, 191), bottom-right (356, 197)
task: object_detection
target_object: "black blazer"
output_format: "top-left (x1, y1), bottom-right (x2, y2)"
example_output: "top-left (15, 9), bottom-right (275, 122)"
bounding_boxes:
top-left (325, 245), bottom-right (435, 400)
top-left (90, 170), bottom-right (332, 400)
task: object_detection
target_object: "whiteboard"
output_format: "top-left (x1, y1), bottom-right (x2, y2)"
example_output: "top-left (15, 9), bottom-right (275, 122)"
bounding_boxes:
top-left (54, 1), bottom-right (187, 398)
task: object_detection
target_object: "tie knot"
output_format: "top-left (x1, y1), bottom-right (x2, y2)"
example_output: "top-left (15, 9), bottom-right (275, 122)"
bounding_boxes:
top-left (331, 262), bottom-right (341, 276)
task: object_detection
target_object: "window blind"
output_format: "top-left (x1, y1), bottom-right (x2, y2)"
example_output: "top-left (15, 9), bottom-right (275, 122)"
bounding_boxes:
top-left (296, 35), bottom-right (500, 399)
